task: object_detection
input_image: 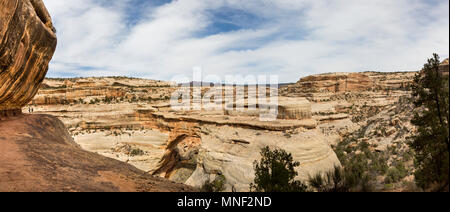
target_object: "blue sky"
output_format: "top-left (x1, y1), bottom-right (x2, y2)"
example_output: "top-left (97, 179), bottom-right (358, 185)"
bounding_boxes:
top-left (43, 0), bottom-right (449, 83)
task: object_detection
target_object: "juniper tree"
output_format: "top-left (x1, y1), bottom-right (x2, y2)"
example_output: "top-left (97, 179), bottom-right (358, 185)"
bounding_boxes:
top-left (410, 53), bottom-right (449, 191)
top-left (250, 146), bottom-right (307, 192)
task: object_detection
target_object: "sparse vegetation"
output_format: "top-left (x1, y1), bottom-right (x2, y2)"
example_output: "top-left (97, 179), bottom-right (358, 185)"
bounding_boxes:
top-left (250, 146), bottom-right (308, 192)
top-left (201, 174), bottom-right (227, 192)
top-left (385, 165), bottom-right (408, 184)
top-left (332, 107), bottom-right (413, 191)
top-left (308, 166), bottom-right (372, 192)
top-left (130, 148), bottom-right (145, 156)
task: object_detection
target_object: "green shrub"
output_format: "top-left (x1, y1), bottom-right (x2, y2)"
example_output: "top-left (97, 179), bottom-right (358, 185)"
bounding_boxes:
top-left (250, 146), bottom-right (307, 192)
top-left (372, 155), bottom-right (389, 175)
top-left (384, 164), bottom-right (408, 184)
top-left (130, 148), bottom-right (145, 156)
top-left (308, 166), bottom-right (372, 192)
top-left (201, 175), bottom-right (226, 192)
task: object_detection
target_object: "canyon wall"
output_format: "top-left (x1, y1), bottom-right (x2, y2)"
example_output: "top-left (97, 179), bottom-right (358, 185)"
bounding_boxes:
top-left (288, 73), bottom-right (375, 94)
top-left (29, 78), bottom-right (341, 191)
top-left (282, 59), bottom-right (448, 98)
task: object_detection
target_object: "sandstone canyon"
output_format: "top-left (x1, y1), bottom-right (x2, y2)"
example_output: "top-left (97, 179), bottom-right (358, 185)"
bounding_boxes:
top-left (1, 0), bottom-right (448, 193)
top-left (23, 65), bottom-right (447, 191)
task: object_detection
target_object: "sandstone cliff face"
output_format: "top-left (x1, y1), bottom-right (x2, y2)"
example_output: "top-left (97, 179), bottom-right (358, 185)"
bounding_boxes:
top-left (277, 97), bottom-right (312, 119)
top-left (291, 73), bottom-right (374, 93)
top-left (0, 0), bottom-right (57, 112)
top-left (439, 58), bottom-right (449, 75)
top-left (282, 60), bottom-right (449, 98)
top-left (281, 72), bottom-right (421, 98)
top-left (30, 77), bottom-right (174, 106)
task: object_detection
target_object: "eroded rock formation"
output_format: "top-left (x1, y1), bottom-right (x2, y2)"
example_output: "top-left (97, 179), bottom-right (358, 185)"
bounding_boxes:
top-left (278, 97), bottom-right (312, 119)
top-left (29, 73), bottom-right (426, 191)
top-left (439, 58), bottom-right (449, 75)
top-left (280, 71), bottom-right (427, 98)
top-left (0, 0), bottom-right (57, 113)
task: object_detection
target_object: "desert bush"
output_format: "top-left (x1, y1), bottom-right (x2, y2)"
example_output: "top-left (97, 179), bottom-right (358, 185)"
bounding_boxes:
top-left (201, 175), bottom-right (226, 192)
top-left (385, 167), bottom-right (405, 184)
top-left (308, 166), bottom-right (372, 192)
top-left (129, 148), bottom-right (145, 156)
top-left (250, 146), bottom-right (308, 192)
top-left (385, 161), bottom-right (408, 184)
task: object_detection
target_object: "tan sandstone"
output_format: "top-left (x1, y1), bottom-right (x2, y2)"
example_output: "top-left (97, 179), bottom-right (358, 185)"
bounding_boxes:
top-left (0, 0), bottom-right (57, 112)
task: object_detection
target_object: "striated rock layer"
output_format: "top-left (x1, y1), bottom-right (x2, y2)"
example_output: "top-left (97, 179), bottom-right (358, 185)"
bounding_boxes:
top-left (278, 97), bottom-right (312, 119)
top-left (439, 58), bottom-right (449, 75)
top-left (294, 73), bottom-right (374, 93)
top-left (0, 0), bottom-right (57, 112)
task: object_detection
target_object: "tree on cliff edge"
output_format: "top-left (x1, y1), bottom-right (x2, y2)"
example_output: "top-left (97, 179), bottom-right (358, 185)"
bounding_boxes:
top-left (410, 53), bottom-right (449, 191)
top-left (250, 146), bottom-right (307, 192)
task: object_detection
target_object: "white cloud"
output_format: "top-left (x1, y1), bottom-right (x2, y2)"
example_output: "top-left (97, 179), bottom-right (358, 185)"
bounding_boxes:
top-left (43, 0), bottom-right (449, 82)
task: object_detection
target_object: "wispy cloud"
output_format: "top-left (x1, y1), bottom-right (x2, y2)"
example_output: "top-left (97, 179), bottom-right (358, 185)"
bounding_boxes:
top-left (43, 0), bottom-right (449, 82)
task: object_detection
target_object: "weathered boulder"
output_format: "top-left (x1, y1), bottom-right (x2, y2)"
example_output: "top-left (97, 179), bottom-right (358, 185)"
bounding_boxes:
top-left (0, 0), bottom-right (57, 113)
